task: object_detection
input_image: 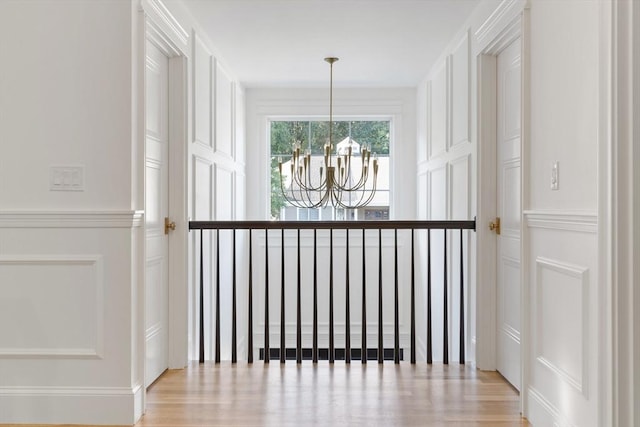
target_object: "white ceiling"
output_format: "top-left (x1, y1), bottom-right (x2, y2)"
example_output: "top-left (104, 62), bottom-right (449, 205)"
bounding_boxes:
top-left (180, 0), bottom-right (481, 88)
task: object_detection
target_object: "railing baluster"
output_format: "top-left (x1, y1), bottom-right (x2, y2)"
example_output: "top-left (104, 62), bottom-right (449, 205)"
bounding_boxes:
top-left (187, 219), bottom-right (478, 365)
top-left (411, 229), bottom-right (416, 364)
top-left (199, 230), bottom-right (204, 364)
top-left (232, 229), bottom-right (237, 363)
top-left (280, 228), bottom-right (286, 363)
top-left (394, 229), bottom-right (399, 364)
top-left (361, 228), bottom-right (367, 363)
top-left (248, 229), bottom-right (253, 363)
top-left (378, 228), bottom-right (383, 364)
top-left (215, 230), bottom-right (220, 364)
top-left (297, 229), bottom-right (302, 364)
top-left (460, 229), bottom-right (465, 364)
top-left (345, 229), bottom-right (351, 363)
top-left (329, 229), bottom-right (334, 363)
top-left (427, 230), bottom-right (432, 364)
top-left (313, 229), bottom-right (318, 363)
top-left (264, 228), bottom-right (270, 363)
top-left (443, 229), bottom-right (448, 365)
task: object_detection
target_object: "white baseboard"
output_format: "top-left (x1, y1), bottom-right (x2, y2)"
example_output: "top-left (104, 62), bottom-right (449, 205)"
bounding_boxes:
top-left (0, 385), bottom-right (143, 425)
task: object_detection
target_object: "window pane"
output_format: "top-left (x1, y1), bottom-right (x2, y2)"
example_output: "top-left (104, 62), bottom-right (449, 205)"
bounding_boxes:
top-left (309, 121), bottom-right (328, 154)
top-left (270, 119), bottom-right (391, 221)
top-left (271, 121), bottom-right (309, 155)
top-left (350, 121), bottom-right (390, 154)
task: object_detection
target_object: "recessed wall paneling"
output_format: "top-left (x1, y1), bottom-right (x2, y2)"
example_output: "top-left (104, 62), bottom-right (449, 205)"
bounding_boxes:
top-left (417, 83), bottom-right (431, 163)
top-left (215, 62), bottom-right (233, 158)
top-left (448, 154), bottom-right (470, 219)
top-left (235, 173), bottom-right (246, 220)
top-left (193, 157), bottom-right (212, 220)
top-left (450, 32), bottom-right (470, 148)
top-left (429, 62), bottom-right (448, 159)
top-left (193, 34), bottom-right (211, 147)
top-left (428, 165), bottom-right (447, 220)
top-left (235, 88), bottom-right (246, 165)
top-left (0, 256), bottom-right (103, 358)
top-left (417, 172), bottom-right (428, 219)
top-left (536, 257), bottom-right (588, 395)
top-left (214, 165), bottom-right (233, 220)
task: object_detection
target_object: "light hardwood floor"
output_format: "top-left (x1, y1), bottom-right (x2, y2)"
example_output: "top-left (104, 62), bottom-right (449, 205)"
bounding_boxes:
top-left (137, 361), bottom-right (529, 426)
top-left (4, 362), bottom-right (529, 427)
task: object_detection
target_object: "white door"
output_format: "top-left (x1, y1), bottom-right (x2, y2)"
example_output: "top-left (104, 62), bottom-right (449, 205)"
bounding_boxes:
top-left (145, 40), bottom-right (170, 387)
top-left (496, 38), bottom-right (522, 390)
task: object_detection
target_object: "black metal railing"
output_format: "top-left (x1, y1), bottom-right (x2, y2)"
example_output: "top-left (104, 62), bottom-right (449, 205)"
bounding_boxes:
top-left (189, 219), bottom-right (476, 365)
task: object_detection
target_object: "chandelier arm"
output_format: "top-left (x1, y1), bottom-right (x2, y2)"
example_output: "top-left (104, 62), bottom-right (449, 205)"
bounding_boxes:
top-left (280, 176), bottom-right (305, 209)
top-left (278, 167), bottom-right (301, 208)
top-left (276, 57), bottom-right (379, 211)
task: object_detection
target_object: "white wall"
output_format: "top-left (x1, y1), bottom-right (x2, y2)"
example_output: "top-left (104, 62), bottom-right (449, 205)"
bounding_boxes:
top-left (524, 1), bottom-right (599, 426)
top-left (418, 0), bottom-right (604, 425)
top-left (0, 0), bottom-right (246, 423)
top-left (0, 0), bottom-right (142, 424)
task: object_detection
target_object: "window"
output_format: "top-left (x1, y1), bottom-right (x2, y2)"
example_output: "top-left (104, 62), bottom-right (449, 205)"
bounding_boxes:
top-left (270, 120), bottom-right (390, 220)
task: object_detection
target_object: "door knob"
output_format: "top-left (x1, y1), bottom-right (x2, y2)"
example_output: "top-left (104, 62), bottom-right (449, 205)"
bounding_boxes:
top-left (164, 217), bottom-right (176, 235)
top-left (489, 217), bottom-right (501, 235)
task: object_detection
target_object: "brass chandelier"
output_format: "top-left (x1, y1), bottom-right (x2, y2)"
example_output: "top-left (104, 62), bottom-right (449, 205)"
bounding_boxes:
top-left (278, 57), bottom-right (379, 209)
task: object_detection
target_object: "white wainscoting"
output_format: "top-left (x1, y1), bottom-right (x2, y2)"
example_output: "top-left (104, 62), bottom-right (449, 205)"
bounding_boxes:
top-left (0, 210), bottom-right (142, 425)
top-left (525, 210), bottom-right (597, 427)
top-left (0, 255), bottom-right (103, 359)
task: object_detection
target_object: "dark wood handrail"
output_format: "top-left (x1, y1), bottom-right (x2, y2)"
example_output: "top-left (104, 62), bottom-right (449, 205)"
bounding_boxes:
top-left (189, 219), bottom-right (476, 231)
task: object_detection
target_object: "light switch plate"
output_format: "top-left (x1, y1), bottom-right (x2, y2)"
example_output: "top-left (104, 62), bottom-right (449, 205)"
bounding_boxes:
top-left (551, 161), bottom-right (559, 190)
top-left (50, 166), bottom-right (84, 191)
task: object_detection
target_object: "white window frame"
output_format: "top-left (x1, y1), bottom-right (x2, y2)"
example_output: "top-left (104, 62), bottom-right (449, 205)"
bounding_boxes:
top-left (246, 88), bottom-right (414, 221)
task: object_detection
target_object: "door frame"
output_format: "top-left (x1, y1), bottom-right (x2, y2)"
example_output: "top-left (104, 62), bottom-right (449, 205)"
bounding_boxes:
top-left (139, 0), bottom-right (189, 376)
top-left (475, 3), bottom-right (529, 414)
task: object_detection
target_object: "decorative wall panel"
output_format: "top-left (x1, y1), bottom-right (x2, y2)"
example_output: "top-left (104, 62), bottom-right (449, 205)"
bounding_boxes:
top-left (193, 34), bottom-right (211, 147)
top-left (215, 62), bottom-right (233, 158)
top-left (429, 63), bottom-right (448, 159)
top-left (0, 256), bottom-right (103, 358)
top-left (451, 32), bottom-right (470, 148)
top-left (535, 257), bottom-right (588, 395)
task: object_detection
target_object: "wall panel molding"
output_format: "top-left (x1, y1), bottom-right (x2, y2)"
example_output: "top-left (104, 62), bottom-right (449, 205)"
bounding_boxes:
top-left (193, 33), bottom-right (212, 148)
top-left (535, 256), bottom-right (589, 397)
top-left (524, 210), bottom-right (597, 233)
top-left (450, 31), bottom-right (470, 149)
top-left (448, 153), bottom-right (471, 219)
top-left (0, 255), bottom-right (104, 359)
top-left (0, 211), bottom-right (143, 228)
